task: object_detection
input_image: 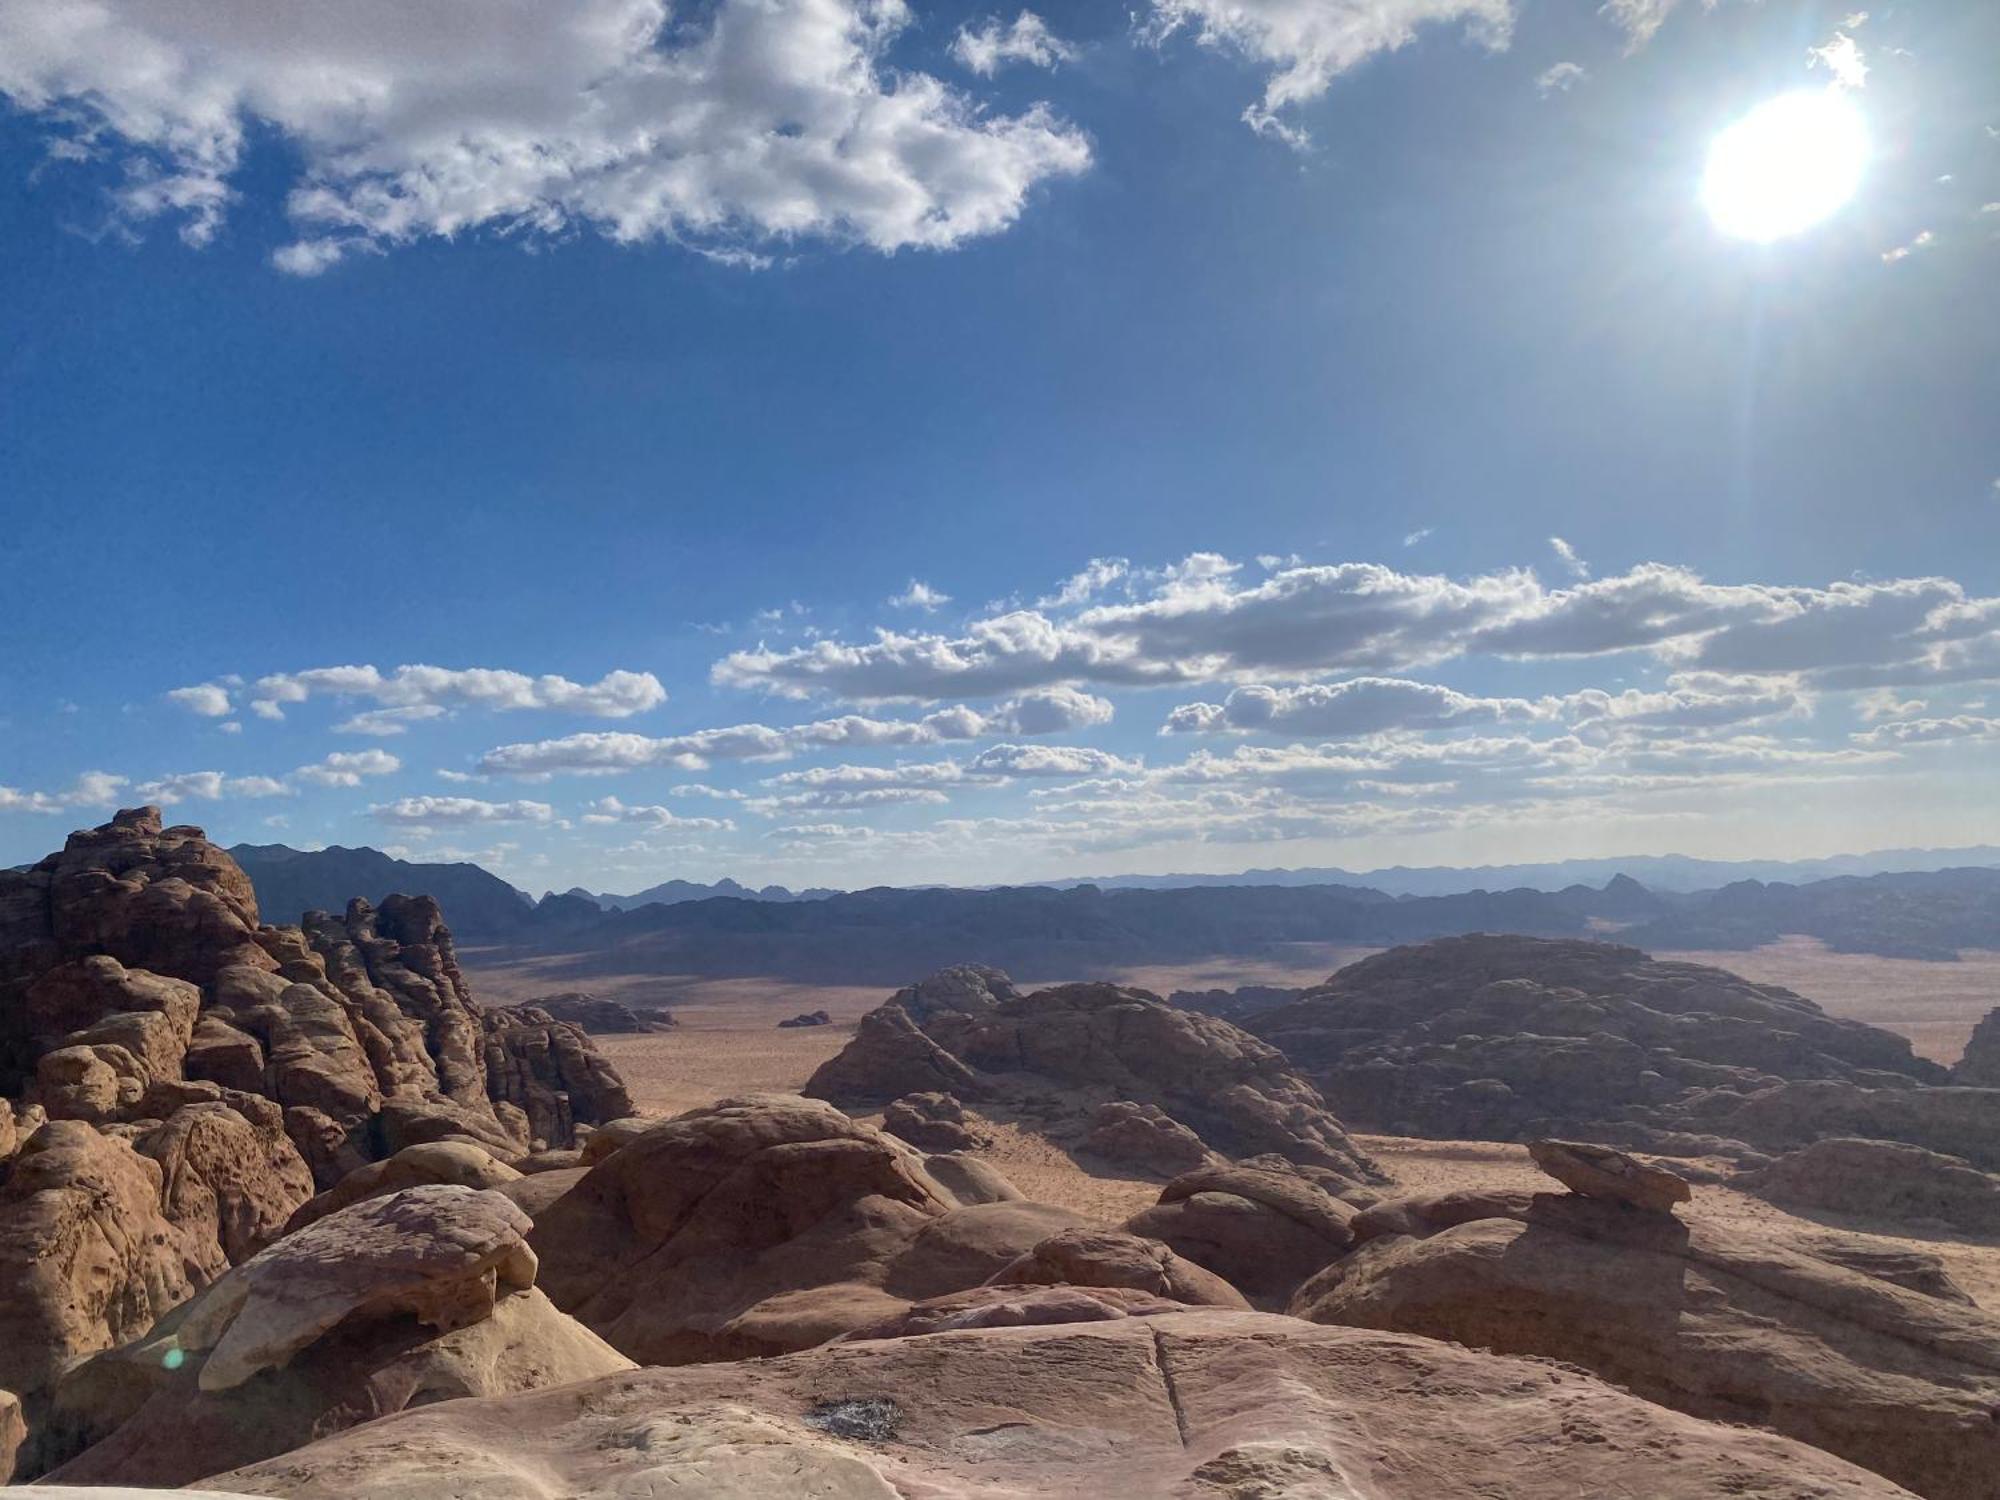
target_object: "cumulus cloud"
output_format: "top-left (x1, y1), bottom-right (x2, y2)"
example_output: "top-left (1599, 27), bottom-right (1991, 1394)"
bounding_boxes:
top-left (1852, 716), bottom-right (2000, 747)
top-left (291, 749), bottom-right (403, 787)
top-left (0, 771), bottom-right (129, 815)
top-left (0, 0), bottom-right (1091, 271)
top-left (251, 664), bottom-right (665, 721)
top-left (1562, 674), bottom-right (1807, 734)
top-left (166, 683), bottom-right (233, 717)
top-left (888, 580), bottom-right (953, 612)
top-left (130, 771), bottom-right (292, 804)
top-left (952, 11), bottom-right (1078, 76)
top-left (1535, 61), bottom-right (1585, 96)
top-left (580, 795), bottom-right (734, 831)
top-left (334, 706), bottom-right (448, 736)
top-left (1163, 677), bottom-right (1546, 736)
top-left (964, 743), bottom-right (1141, 777)
top-left (1143, 0), bottom-right (1513, 145)
top-left (371, 796), bottom-right (555, 826)
top-left (476, 725), bottom-right (794, 777)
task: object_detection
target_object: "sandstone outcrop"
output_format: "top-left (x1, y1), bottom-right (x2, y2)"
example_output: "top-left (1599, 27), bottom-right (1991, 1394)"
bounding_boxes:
top-left (848, 1283), bottom-right (1191, 1337)
top-left (1123, 1160), bottom-right (1358, 1306)
top-left (776, 1009), bottom-right (831, 1028)
top-left (1252, 935), bottom-right (1943, 1146)
top-left (986, 1227), bottom-right (1249, 1308)
top-left (1079, 1099), bottom-right (1216, 1176)
top-left (283, 1140), bottom-right (522, 1234)
top-left (1527, 1138), bottom-right (1691, 1212)
top-left (1667, 1077), bottom-right (2000, 1169)
top-left (1739, 1136), bottom-right (2000, 1235)
top-left (1953, 1004), bottom-right (2000, 1086)
top-left (1292, 1189), bottom-right (2000, 1499)
top-left (809, 968), bottom-right (1378, 1180)
top-left (205, 1311), bottom-right (1915, 1499)
top-left (881, 1091), bottom-right (987, 1152)
top-left (517, 992), bottom-right (673, 1033)
top-left (530, 1093), bottom-right (1086, 1363)
top-left (480, 1003), bottom-right (635, 1148)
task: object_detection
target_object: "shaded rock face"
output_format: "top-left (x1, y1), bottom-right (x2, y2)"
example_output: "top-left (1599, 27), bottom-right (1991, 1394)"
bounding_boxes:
top-left (1527, 1138), bottom-right (1690, 1213)
top-left (521, 992), bottom-right (674, 1034)
top-left (1123, 1161), bottom-right (1359, 1307)
top-left (1739, 1137), bottom-right (2000, 1235)
top-left (480, 1004), bottom-right (635, 1151)
top-left (808, 968), bottom-right (1378, 1182)
top-left (39, 1186), bottom-right (628, 1488)
top-left (1080, 1100), bottom-right (1216, 1177)
top-left (1955, 1006), bottom-right (2000, 1087)
top-left (881, 1091), bottom-right (987, 1153)
top-left (207, 1310), bottom-right (1912, 1500)
top-left (530, 1092), bottom-right (1085, 1365)
top-left (1251, 935), bottom-right (1945, 1148)
top-left (986, 1228), bottom-right (1249, 1309)
top-left (1292, 1190), bottom-right (2000, 1500)
top-left (776, 1009), bottom-right (831, 1029)
top-left (1671, 1078), bottom-right (2000, 1170)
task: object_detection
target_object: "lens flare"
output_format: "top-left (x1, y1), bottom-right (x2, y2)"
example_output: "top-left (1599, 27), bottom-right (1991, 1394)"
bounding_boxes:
top-left (1702, 90), bottom-right (1868, 242)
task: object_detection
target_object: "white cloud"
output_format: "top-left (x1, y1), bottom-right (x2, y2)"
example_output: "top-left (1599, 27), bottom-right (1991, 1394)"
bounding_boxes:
top-left (334, 705), bottom-right (448, 736)
top-left (1852, 716), bottom-right (2000, 747)
top-left (1535, 61), bottom-right (1584, 96)
top-left (218, 721), bottom-right (243, 735)
top-left (371, 796), bottom-right (555, 827)
top-left (1143, 0), bottom-right (1513, 145)
top-left (1402, 527), bottom-right (1434, 547)
top-left (1599, 0), bottom-right (1681, 51)
top-left (130, 771), bottom-right (292, 805)
top-left (0, 0), bottom-right (1091, 271)
top-left (889, 580), bottom-right (953, 612)
top-left (1548, 536), bottom-right (1589, 579)
top-left (964, 742), bottom-right (1141, 777)
top-left (1164, 677), bottom-right (1546, 736)
top-left (0, 771), bottom-right (128, 815)
top-left (1809, 30), bottom-right (1867, 91)
top-left (251, 664), bottom-right (665, 721)
top-left (476, 724), bottom-right (795, 777)
top-left (1037, 557), bottom-right (1130, 609)
top-left (1881, 230), bottom-right (1935, 265)
top-left (167, 683), bottom-right (233, 717)
top-left (291, 749), bottom-right (402, 787)
top-left (952, 11), bottom-right (1079, 76)
top-left (580, 795), bottom-right (734, 831)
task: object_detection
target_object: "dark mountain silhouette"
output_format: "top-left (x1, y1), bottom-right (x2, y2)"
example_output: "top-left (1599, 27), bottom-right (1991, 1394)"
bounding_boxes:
top-left (227, 843), bottom-right (534, 941)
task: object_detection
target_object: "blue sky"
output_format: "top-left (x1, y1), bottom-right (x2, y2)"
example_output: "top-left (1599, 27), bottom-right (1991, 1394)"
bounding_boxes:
top-left (2, 0), bottom-right (1996, 893)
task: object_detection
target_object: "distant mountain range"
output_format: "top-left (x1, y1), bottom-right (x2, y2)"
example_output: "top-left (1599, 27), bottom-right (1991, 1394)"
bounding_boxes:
top-left (225, 841), bottom-right (2000, 976)
top-left (557, 878), bottom-right (840, 910)
top-left (1036, 847), bottom-right (2000, 897)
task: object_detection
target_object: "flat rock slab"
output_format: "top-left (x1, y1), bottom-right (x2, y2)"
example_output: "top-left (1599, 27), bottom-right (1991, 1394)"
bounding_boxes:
top-left (1529, 1138), bottom-right (1691, 1212)
top-left (205, 1310), bottom-right (1908, 1499)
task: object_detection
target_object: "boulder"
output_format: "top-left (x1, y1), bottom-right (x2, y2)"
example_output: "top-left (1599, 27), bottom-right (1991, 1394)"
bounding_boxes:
top-left (530, 1093), bottom-right (1082, 1363)
top-left (43, 1287), bottom-right (628, 1488)
top-left (283, 1141), bottom-right (522, 1234)
top-left (1123, 1161), bottom-right (1357, 1306)
top-left (1527, 1138), bottom-right (1691, 1213)
top-left (1079, 1100), bottom-right (1216, 1176)
top-left (1292, 1190), bottom-right (2000, 1500)
top-left (776, 1010), bottom-right (831, 1028)
top-left (986, 1228), bottom-right (1249, 1309)
top-left (1738, 1136), bottom-right (2000, 1235)
top-left (173, 1184), bottom-right (537, 1392)
top-left (0, 1389), bottom-right (22, 1482)
top-left (1251, 935), bottom-right (1942, 1144)
top-left (206, 1311), bottom-right (1915, 1499)
top-left (881, 1091), bottom-right (987, 1152)
top-left (517, 992), bottom-right (673, 1034)
top-left (137, 1095), bottom-right (315, 1269)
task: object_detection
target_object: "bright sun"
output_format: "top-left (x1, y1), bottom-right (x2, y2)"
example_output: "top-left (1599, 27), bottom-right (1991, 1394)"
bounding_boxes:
top-left (1702, 89), bottom-right (1869, 242)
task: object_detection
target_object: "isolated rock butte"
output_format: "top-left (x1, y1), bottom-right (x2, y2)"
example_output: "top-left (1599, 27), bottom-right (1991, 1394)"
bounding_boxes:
top-left (808, 967), bottom-right (1379, 1181)
top-left (529, 1092), bottom-right (1087, 1364)
top-left (202, 1312), bottom-right (1912, 1499)
top-left (1291, 1188), bottom-right (2000, 1500)
top-left (1249, 934), bottom-right (1946, 1148)
top-left (516, 992), bottom-right (674, 1034)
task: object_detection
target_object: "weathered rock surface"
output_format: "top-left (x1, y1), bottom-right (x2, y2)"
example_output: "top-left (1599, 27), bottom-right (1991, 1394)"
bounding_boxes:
top-left (1672, 1078), bottom-right (2000, 1170)
top-left (987, 1227), bottom-right (1249, 1308)
top-left (1953, 1004), bottom-right (2000, 1087)
top-left (480, 1003), bottom-right (634, 1149)
top-left (1252, 935), bottom-right (1943, 1147)
top-left (1528, 1137), bottom-right (1691, 1212)
top-left (809, 968), bottom-right (1378, 1180)
top-left (1124, 1160), bottom-right (1358, 1306)
top-left (283, 1141), bottom-right (521, 1234)
top-left (881, 1091), bottom-right (987, 1152)
top-left (45, 1287), bottom-right (627, 1488)
top-left (531, 1093), bottom-right (1085, 1364)
top-left (516, 991), bottom-right (673, 1034)
top-left (1739, 1136), bottom-right (2000, 1235)
top-left (1079, 1099), bottom-right (1216, 1176)
top-left (776, 1009), bottom-right (831, 1028)
top-left (848, 1283), bottom-right (1191, 1338)
top-left (204, 1311), bottom-right (1914, 1499)
top-left (138, 1093), bottom-right (315, 1270)
top-left (1292, 1190), bottom-right (2000, 1499)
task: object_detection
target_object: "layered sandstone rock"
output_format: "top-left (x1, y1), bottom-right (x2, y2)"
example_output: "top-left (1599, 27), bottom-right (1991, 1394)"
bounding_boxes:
top-left (1252, 935), bottom-right (1943, 1146)
top-left (1527, 1138), bottom-right (1691, 1212)
top-left (518, 992), bottom-right (674, 1034)
top-left (1123, 1160), bottom-right (1359, 1306)
top-left (1739, 1136), bottom-right (2000, 1235)
top-left (530, 1093), bottom-right (1086, 1363)
top-left (1953, 1005), bottom-right (2000, 1087)
top-left (205, 1311), bottom-right (1913, 1499)
top-left (1292, 1189), bottom-right (2000, 1499)
top-left (881, 1091), bottom-right (987, 1152)
top-left (1079, 1099), bottom-right (1217, 1176)
top-left (986, 1227), bottom-right (1249, 1309)
top-left (809, 968), bottom-right (1378, 1181)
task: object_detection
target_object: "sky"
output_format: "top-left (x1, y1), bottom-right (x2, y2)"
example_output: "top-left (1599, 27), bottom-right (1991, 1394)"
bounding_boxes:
top-left (1, 0), bottom-right (1997, 896)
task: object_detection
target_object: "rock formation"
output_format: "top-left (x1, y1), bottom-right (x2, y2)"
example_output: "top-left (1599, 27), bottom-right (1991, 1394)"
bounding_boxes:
top-left (516, 991), bottom-right (674, 1033)
top-left (1292, 1187), bottom-right (2000, 1499)
top-left (1079, 1099), bottom-right (1217, 1176)
top-left (1954, 1004), bottom-right (2000, 1086)
top-left (808, 967), bottom-right (1379, 1181)
top-left (206, 1311), bottom-right (1913, 1499)
top-left (776, 1009), bottom-right (831, 1028)
top-left (1738, 1136), bottom-right (2000, 1235)
top-left (1251, 935), bottom-right (1948, 1151)
top-left (529, 1092), bottom-right (1087, 1363)
top-left (986, 1227), bottom-right (1249, 1309)
top-left (38, 1185), bottom-right (628, 1487)
top-left (1526, 1138), bottom-right (1691, 1212)
top-left (1123, 1160), bottom-right (1360, 1306)
top-left (881, 1091), bottom-right (987, 1152)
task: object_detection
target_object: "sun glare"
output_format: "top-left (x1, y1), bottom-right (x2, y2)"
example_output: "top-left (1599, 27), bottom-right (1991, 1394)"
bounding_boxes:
top-left (1702, 89), bottom-right (1868, 243)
